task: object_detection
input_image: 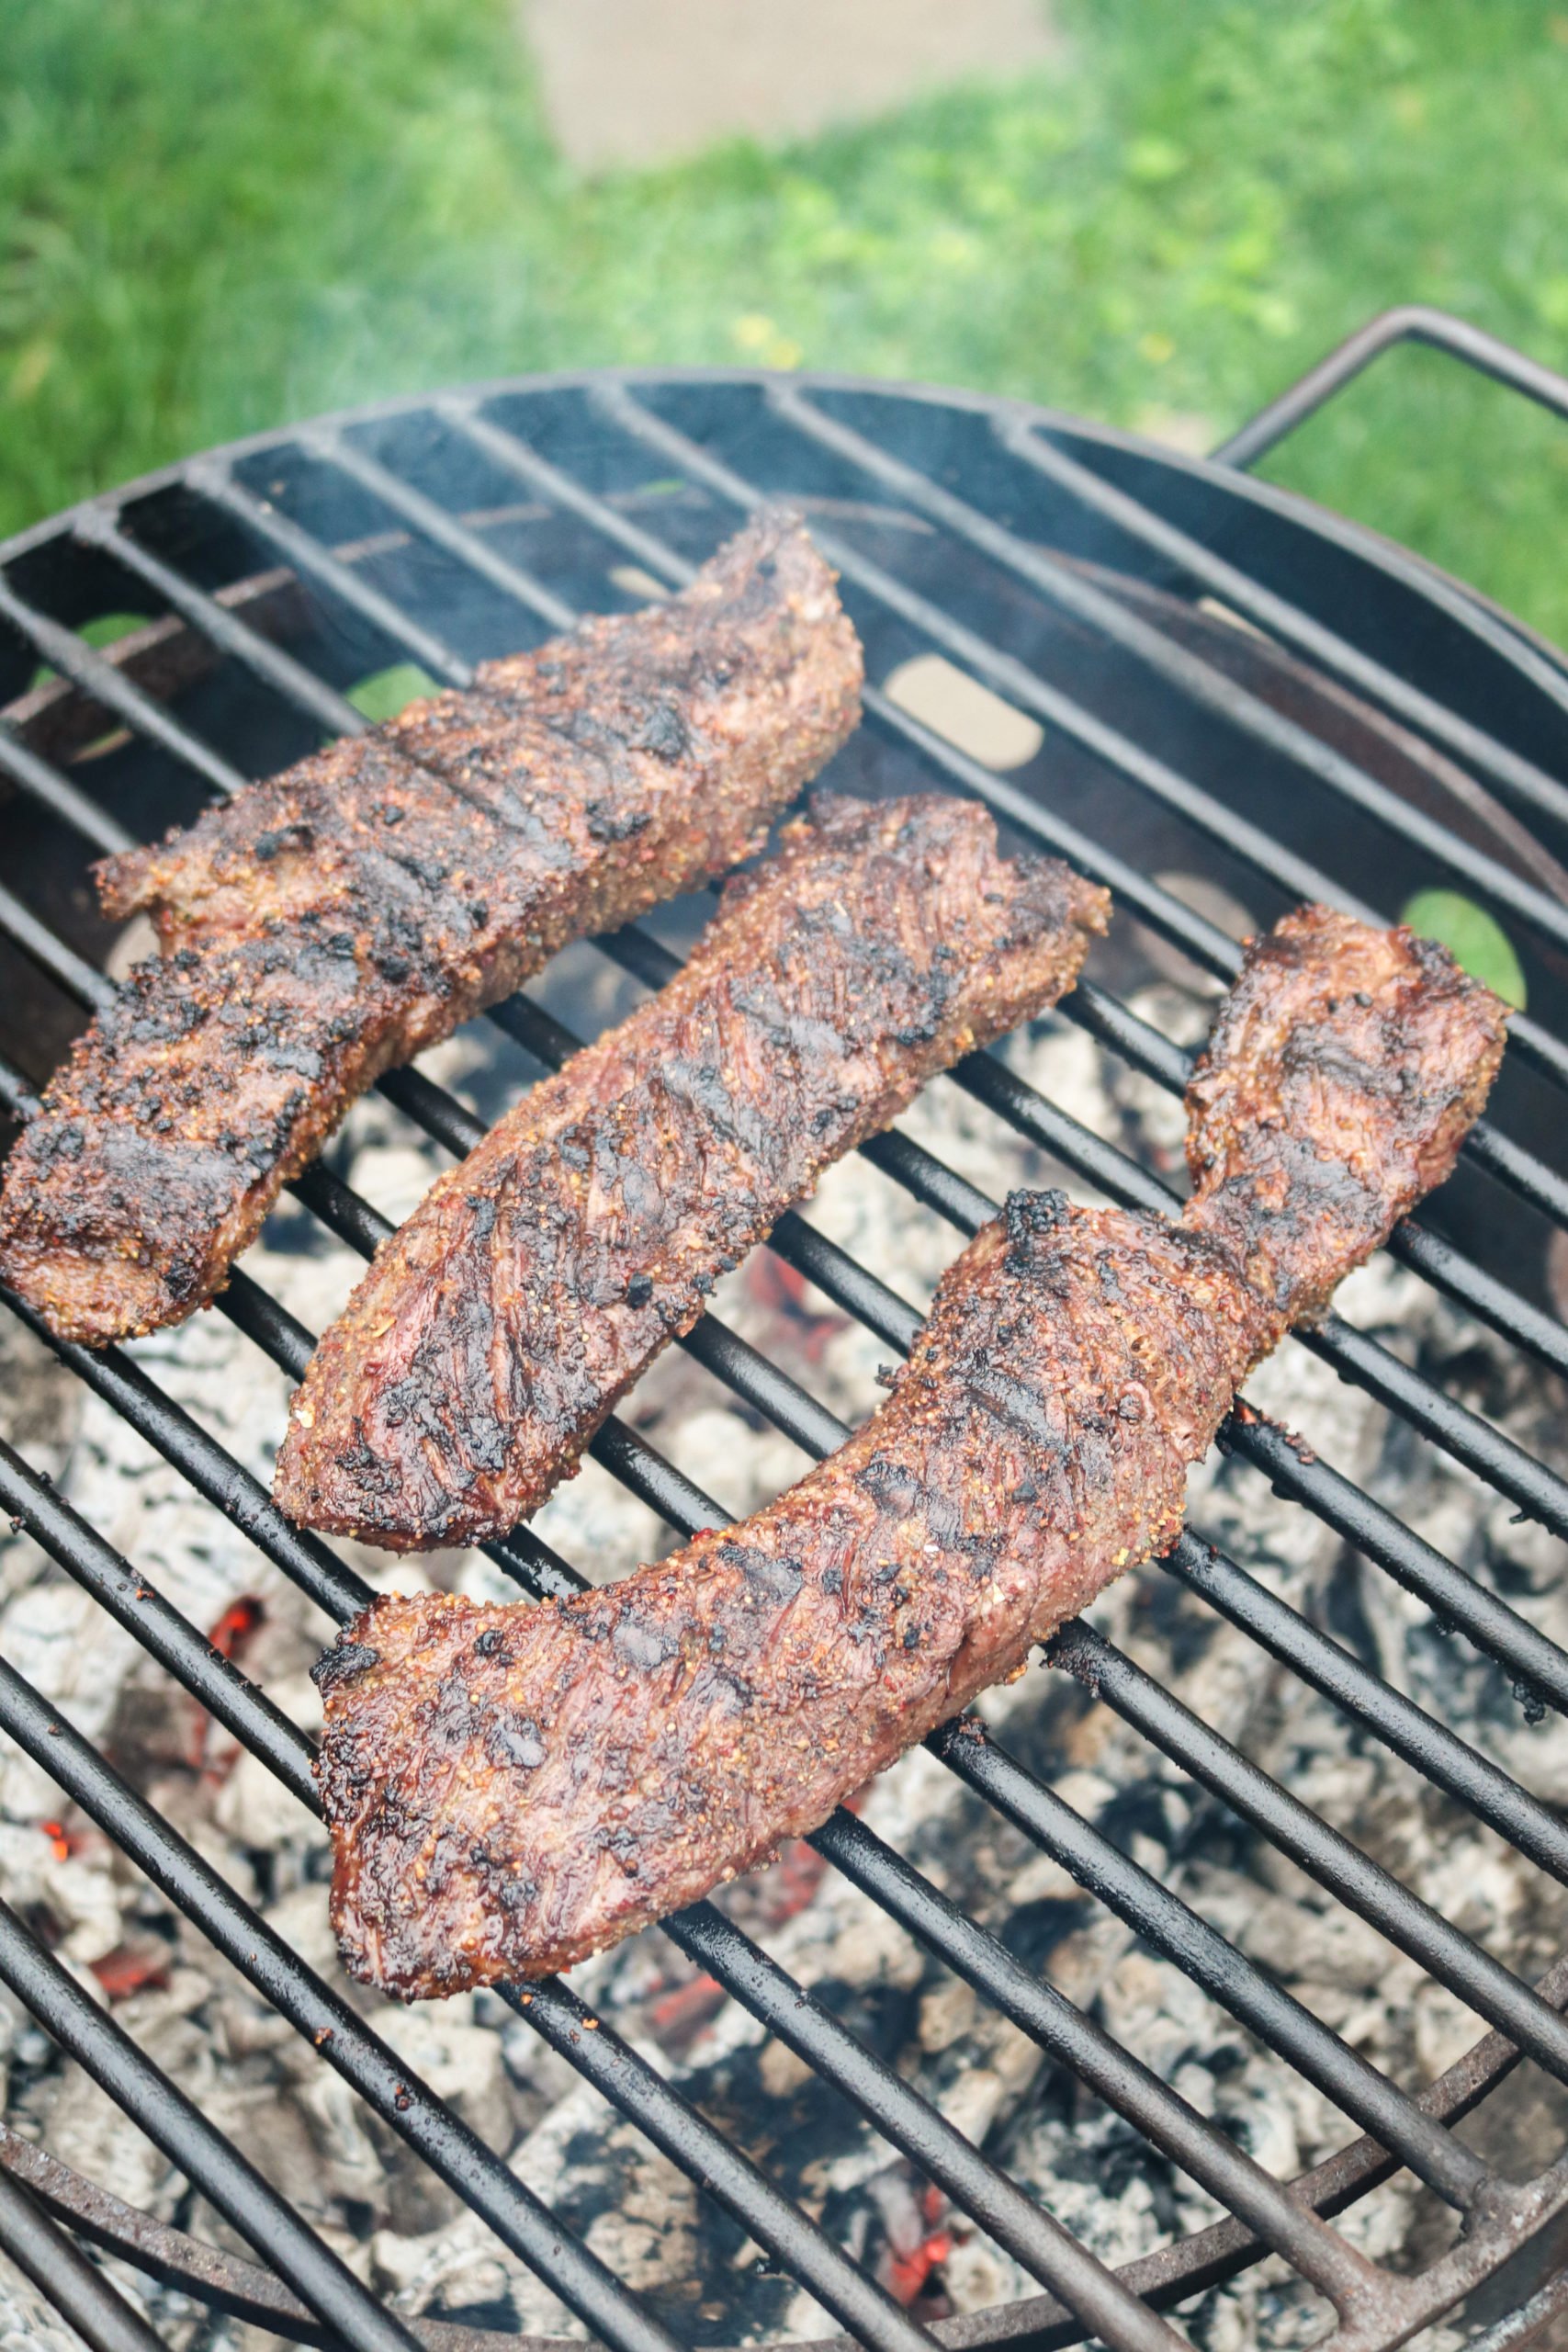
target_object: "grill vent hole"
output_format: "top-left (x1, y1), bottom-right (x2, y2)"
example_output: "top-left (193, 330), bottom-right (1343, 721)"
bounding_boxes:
top-left (881, 652), bottom-right (1043, 772)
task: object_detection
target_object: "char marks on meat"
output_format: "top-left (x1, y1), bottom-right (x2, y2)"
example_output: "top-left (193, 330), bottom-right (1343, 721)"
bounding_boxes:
top-left (316, 907), bottom-right (1507, 1998)
top-left (0, 510), bottom-right (862, 1346)
top-left (275, 792), bottom-right (1109, 1548)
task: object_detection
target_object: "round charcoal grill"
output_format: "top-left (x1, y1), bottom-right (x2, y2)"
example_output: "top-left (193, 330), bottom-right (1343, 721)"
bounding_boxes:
top-left (2, 306), bottom-right (1568, 2352)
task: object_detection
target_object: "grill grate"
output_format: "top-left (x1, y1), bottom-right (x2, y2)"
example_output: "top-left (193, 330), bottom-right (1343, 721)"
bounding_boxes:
top-left (0, 314), bottom-right (1567, 2351)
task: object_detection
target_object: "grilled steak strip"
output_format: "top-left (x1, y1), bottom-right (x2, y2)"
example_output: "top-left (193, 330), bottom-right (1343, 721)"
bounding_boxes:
top-left (316, 908), bottom-right (1506, 1998)
top-left (275, 793), bottom-right (1109, 1549)
top-left (0, 510), bottom-right (861, 1347)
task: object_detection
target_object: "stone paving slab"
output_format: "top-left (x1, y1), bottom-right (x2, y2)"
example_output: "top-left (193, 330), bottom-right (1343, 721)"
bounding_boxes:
top-left (524, 0), bottom-right (1060, 171)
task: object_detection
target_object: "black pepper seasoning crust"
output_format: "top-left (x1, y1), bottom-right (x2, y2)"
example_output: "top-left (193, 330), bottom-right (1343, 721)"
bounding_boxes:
top-left (275, 791), bottom-right (1109, 1549)
top-left (317, 906), bottom-right (1507, 2000)
top-left (0, 508), bottom-right (863, 1346)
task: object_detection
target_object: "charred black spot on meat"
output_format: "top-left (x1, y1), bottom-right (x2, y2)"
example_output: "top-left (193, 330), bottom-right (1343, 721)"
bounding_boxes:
top-left (483, 1717), bottom-right (547, 1771)
top-left (1002, 1186), bottom-right (1069, 1274)
top-left (634, 699), bottom-right (691, 759)
top-left (584, 799), bottom-right (655, 842)
top-left (613, 1616), bottom-right (677, 1671)
top-left (718, 1543), bottom-right (805, 1609)
top-left (311, 1640), bottom-right (381, 1692)
top-left (334, 1431), bottom-right (400, 1497)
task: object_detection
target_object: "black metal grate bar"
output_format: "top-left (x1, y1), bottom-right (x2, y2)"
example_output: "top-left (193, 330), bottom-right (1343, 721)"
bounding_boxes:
top-left (0, 873), bottom-right (113, 1010)
top-left (6, 729), bottom-right (1568, 1696)
top-left (3, 366), bottom-right (1568, 2351)
top-left (0, 1622), bottom-right (694, 2352)
top-left (653, 1905), bottom-right (1224, 2343)
top-left (1158, 1535), bottom-right (1568, 1883)
top-left (1450, 1116), bottom-right (1568, 1232)
top-left (428, 392), bottom-right (1568, 1234)
top-left (1048, 1623), bottom-right (1568, 2078)
top-left (0, 576), bottom-right (243, 800)
top-left (186, 459), bottom-right (476, 687)
top-left (809, 1801), bottom-right (1380, 2293)
top-left (989, 407), bottom-right (1568, 835)
top-left (73, 502), bottom-right (369, 741)
top-left (10, 548), bottom-right (1560, 1580)
top-left (0, 1271), bottom-right (367, 1624)
top-left (429, 394), bottom-right (1568, 1229)
top-left (0, 1421), bottom-right (329, 1764)
top-left (0, 1898), bottom-right (424, 2352)
top-left (586, 379), bottom-right (1568, 1099)
top-left (302, 427), bottom-right (579, 633)
top-left (923, 1712), bottom-right (1489, 2199)
top-left (1295, 1315), bottom-right (1568, 1534)
top-left (1382, 1216), bottom-right (1568, 1379)
top-left (768, 382), bottom-right (1568, 966)
top-left (0, 1453), bottom-right (959, 2352)
top-left (0, 2160), bottom-right (168, 2352)
top-left (0, 1415), bottom-right (1380, 2323)
top-left (0, 1030), bottom-right (1409, 2316)
top-left (0, 1060), bottom-right (39, 1121)
top-left (0, 567), bottom-right (318, 810)
top-left (1209, 1407), bottom-right (1568, 1715)
top-left (0, 718), bottom-right (135, 856)
top-left (492, 1974), bottom-right (946, 2352)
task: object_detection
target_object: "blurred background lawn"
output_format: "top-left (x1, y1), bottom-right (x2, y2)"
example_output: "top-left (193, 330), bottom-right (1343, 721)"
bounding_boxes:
top-left (5, 0), bottom-right (1568, 641)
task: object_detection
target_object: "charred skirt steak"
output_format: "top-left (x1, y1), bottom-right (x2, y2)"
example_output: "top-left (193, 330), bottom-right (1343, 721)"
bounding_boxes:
top-left (0, 509), bottom-right (862, 1346)
top-left (275, 792), bottom-right (1109, 1548)
top-left (315, 908), bottom-right (1506, 1998)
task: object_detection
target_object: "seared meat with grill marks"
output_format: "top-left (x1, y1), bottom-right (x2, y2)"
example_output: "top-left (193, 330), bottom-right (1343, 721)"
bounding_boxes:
top-left (275, 792), bottom-right (1108, 1549)
top-left (315, 908), bottom-right (1506, 1998)
top-left (0, 509), bottom-right (861, 1347)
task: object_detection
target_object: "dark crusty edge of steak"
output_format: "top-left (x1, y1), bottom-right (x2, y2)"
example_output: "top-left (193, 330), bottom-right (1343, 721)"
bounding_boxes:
top-left (0, 508), bottom-right (862, 1347)
top-left (315, 908), bottom-right (1506, 1998)
top-left (275, 791), bottom-right (1109, 1549)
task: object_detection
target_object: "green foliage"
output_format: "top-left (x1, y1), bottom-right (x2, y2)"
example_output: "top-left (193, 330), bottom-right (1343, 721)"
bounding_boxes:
top-left (1399, 888), bottom-right (1528, 1007)
top-left (4, 0), bottom-right (1568, 638)
top-left (345, 662), bottom-right (440, 723)
top-left (28, 608), bottom-right (149, 691)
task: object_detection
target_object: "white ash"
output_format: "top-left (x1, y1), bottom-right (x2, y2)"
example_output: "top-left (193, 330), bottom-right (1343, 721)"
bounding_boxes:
top-left (0, 968), bottom-right (1563, 2352)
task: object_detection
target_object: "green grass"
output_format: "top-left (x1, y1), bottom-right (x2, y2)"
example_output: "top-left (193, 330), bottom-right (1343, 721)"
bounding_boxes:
top-left (5, 0), bottom-right (1568, 639)
top-left (1399, 887), bottom-right (1529, 1005)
